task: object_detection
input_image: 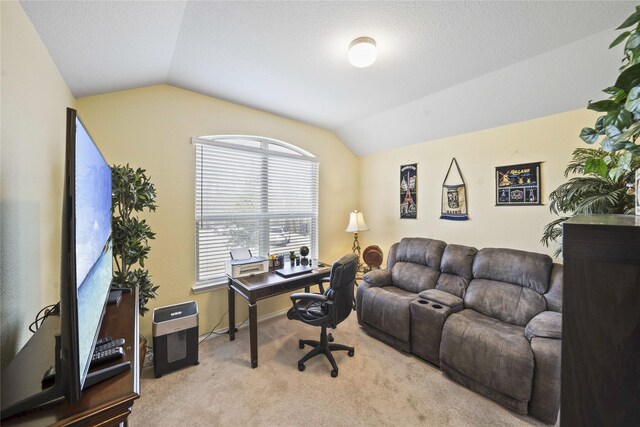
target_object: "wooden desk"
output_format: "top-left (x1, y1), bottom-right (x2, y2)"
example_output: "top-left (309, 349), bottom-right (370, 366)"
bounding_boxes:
top-left (228, 264), bottom-right (331, 368)
top-left (1, 290), bottom-right (140, 426)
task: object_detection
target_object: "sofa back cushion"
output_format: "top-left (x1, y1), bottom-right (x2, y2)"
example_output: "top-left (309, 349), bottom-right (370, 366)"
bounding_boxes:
top-left (436, 244), bottom-right (477, 298)
top-left (391, 238), bottom-right (446, 293)
top-left (472, 248), bottom-right (552, 294)
top-left (465, 279), bottom-right (546, 326)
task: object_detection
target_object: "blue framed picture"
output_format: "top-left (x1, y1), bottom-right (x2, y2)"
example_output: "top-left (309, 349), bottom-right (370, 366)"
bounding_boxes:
top-left (495, 162), bottom-right (542, 206)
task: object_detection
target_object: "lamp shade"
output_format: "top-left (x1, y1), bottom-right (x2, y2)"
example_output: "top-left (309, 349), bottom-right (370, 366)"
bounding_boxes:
top-left (346, 210), bottom-right (369, 232)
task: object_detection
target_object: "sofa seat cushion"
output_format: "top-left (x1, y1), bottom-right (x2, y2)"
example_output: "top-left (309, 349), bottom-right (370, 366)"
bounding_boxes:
top-left (441, 309), bottom-right (534, 402)
top-left (418, 289), bottom-right (463, 311)
top-left (361, 286), bottom-right (416, 343)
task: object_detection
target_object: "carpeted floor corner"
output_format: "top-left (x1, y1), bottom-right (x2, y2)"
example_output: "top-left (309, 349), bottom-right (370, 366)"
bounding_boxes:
top-left (130, 313), bottom-right (551, 426)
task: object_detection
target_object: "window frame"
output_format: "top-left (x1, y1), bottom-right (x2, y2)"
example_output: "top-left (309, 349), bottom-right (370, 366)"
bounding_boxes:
top-left (191, 135), bottom-right (319, 292)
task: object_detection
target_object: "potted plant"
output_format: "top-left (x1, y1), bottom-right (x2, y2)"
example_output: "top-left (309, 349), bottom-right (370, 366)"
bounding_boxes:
top-left (543, 8), bottom-right (640, 255)
top-left (579, 7), bottom-right (640, 178)
top-left (111, 164), bottom-right (158, 314)
top-left (111, 164), bottom-right (158, 368)
top-left (541, 148), bottom-right (638, 256)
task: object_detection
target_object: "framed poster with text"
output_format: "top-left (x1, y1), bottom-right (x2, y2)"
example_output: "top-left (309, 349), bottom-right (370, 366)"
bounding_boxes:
top-left (495, 162), bottom-right (541, 206)
top-left (400, 164), bottom-right (417, 218)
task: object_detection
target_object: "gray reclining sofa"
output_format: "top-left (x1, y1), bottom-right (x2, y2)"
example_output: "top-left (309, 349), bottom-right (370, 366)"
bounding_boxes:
top-left (356, 237), bottom-right (562, 425)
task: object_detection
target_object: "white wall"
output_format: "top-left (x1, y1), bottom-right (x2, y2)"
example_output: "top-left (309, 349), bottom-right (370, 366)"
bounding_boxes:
top-left (358, 108), bottom-right (598, 261)
top-left (1, 1), bottom-right (76, 368)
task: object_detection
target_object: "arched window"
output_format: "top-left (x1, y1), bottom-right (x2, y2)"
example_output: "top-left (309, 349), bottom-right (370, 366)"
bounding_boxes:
top-left (192, 135), bottom-right (319, 289)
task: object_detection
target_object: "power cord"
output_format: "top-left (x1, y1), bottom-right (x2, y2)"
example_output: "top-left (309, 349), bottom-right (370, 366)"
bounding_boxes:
top-left (199, 310), bottom-right (248, 345)
top-left (29, 302), bottom-right (60, 333)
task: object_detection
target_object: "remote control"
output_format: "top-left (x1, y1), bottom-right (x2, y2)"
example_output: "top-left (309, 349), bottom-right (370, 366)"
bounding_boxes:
top-left (95, 336), bottom-right (113, 346)
top-left (94, 338), bottom-right (125, 353)
top-left (90, 346), bottom-right (124, 368)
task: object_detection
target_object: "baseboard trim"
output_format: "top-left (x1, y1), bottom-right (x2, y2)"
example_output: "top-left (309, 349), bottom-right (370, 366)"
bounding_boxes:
top-left (199, 307), bottom-right (290, 339)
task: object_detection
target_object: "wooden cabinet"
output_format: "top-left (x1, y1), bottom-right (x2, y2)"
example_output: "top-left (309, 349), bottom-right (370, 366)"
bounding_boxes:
top-left (561, 215), bottom-right (640, 427)
top-left (1, 290), bottom-right (140, 426)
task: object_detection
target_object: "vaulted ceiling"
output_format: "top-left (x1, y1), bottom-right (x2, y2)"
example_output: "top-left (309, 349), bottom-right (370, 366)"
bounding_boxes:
top-left (21, 1), bottom-right (635, 155)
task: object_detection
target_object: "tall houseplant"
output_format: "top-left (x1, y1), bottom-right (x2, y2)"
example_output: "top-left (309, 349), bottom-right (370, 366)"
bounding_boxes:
top-left (541, 148), bottom-right (638, 257)
top-left (111, 164), bottom-right (158, 316)
top-left (579, 7), bottom-right (640, 178)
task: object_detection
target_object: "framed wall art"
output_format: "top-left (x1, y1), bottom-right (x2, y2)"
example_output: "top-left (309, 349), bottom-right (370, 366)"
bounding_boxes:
top-left (400, 164), bottom-right (417, 218)
top-left (495, 162), bottom-right (542, 206)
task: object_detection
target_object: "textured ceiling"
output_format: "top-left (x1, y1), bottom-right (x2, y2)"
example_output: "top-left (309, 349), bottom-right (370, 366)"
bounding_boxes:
top-left (21, 1), bottom-right (636, 155)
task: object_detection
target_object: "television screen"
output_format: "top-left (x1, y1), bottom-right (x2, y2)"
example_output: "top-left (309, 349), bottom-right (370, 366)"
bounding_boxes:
top-left (73, 114), bottom-right (112, 388)
top-left (0, 108), bottom-right (115, 420)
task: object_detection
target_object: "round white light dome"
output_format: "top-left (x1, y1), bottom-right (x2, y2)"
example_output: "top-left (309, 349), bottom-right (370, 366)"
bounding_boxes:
top-left (348, 37), bottom-right (377, 68)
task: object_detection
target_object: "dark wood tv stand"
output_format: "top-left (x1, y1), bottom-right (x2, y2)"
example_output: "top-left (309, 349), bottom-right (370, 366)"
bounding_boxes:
top-left (1, 289), bottom-right (140, 426)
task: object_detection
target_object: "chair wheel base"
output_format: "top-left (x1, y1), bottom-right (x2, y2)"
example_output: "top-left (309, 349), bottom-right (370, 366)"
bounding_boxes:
top-left (331, 369), bottom-right (338, 378)
top-left (328, 333), bottom-right (334, 342)
top-left (298, 363), bottom-right (305, 372)
top-left (299, 340), bottom-right (305, 349)
top-left (348, 349), bottom-right (354, 357)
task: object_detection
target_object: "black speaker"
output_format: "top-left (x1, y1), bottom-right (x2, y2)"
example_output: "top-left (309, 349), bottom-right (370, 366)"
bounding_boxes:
top-left (152, 301), bottom-right (199, 378)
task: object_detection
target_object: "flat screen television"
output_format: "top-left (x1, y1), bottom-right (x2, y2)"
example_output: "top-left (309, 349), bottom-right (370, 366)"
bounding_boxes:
top-left (60, 107), bottom-right (114, 400)
top-left (0, 108), bottom-right (126, 419)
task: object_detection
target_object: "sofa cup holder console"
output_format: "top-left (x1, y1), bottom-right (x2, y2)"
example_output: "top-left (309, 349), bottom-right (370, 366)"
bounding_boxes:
top-left (410, 299), bottom-right (455, 366)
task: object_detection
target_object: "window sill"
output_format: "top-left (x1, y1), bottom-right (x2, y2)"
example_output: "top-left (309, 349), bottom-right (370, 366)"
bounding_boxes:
top-left (192, 280), bottom-right (227, 294)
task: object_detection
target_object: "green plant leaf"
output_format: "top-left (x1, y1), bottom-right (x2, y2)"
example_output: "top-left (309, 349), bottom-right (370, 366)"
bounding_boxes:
top-left (615, 63), bottom-right (640, 91)
top-left (605, 125), bottom-right (622, 139)
top-left (603, 108), bottom-right (632, 129)
top-left (625, 86), bottom-right (640, 112)
top-left (626, 33), bottom-right (640, 50)
top-left (610, 31), bottom-right (631, 49)
top-left (587, 100), bottom-right (620, 112)
top-left (579, 127), bottom-right (600, 144)
top-left (616, 10), bottom-right (640, 29)
top-left (594, 116), bottom-right (606, 132)
top-left (601, 137), bottom-right (628, 152)
top-left (584, 157), bottom-right (608, 177)
top-left (603, 86), bottom-right (621, 95)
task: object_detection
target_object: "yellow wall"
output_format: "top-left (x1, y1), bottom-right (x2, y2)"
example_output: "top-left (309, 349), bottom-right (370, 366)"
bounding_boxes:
top-left (358, 108), bottom-right (598, 261)
top-left (1, 1), bottom-right (77, 367)
top-left (76, 85), bottom-right (358, 338)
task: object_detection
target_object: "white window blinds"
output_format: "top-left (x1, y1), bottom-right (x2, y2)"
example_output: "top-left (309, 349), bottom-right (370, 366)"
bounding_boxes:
top-left (193, 136), bottom-right (319, 288)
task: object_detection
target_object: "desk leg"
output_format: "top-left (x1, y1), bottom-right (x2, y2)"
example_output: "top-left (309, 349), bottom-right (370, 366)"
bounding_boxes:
top-left (249, 303), bottom-right (258, 368)
top-left (228, 281), bottom-right (236, 341)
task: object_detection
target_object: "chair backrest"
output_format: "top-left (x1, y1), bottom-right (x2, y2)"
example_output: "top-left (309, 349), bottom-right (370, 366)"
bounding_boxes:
top-left (327, 253), bottom-right (358, 327)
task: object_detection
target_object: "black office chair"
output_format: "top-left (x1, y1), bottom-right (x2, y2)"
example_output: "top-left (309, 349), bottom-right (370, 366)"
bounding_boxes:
top-left (287, 253), bottom-right (358, 377)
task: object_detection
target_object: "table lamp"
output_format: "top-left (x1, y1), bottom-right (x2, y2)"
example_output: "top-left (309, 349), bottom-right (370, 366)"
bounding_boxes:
top-left (346, 210), bottom-right (369, 259)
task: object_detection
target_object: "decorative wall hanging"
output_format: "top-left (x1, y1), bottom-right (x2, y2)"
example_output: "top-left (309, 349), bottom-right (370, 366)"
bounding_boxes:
top-left (400, 164), bottom-right (417, 219)
top-left (495, 162), bottom-right (542, 206)
top-left (440, 158), bottom-right (468, 220)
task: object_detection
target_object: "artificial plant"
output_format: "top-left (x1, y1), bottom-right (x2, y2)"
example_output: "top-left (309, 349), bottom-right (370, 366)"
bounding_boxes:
top-left (541, 148), bottom-right (638, 257)
top-left (111, 164), bottom-right (158, 316)
top-left (579, 6), bottom-right (640, 179)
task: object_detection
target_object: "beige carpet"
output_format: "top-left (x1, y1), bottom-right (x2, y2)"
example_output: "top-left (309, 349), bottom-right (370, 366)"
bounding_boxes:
top-left (130, 313), bottom-right (551, 426)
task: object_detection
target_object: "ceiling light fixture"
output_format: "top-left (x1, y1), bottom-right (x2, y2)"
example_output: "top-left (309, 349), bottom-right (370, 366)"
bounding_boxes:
top-left (348, 37), bottom-right (377, 68)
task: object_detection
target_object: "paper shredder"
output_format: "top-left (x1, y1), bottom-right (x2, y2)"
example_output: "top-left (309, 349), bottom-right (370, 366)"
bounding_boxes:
top-left (152, 301), bottom-right (199, 378)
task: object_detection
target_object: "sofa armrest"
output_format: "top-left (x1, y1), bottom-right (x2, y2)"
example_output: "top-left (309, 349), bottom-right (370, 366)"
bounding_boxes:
top-left (363, 269), bottom-right (392, 287)
top-left (417, 289), bottom-right (463, 312)
top-left (525, 311), bottom-right (562, 341)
